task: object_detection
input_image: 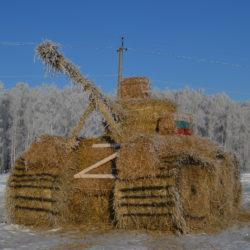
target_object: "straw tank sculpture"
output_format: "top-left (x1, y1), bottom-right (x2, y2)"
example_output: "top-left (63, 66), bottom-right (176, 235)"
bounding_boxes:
top-left (6, 40), bottom-right (241, 233)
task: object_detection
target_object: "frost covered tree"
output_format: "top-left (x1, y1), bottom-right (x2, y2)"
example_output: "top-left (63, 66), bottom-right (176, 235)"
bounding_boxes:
top-left (0, 83), bottom-right (104, 169)
top-left (156, 88), bottom-right (250, 171)
top-left (0, 84), bottom-right (249, 172)
top-left (0, 84), bottom-right (12, 173)
top-left (8, 83), bottom-right (30, 165)
top-left (0, 83), bottom-right (4, 173)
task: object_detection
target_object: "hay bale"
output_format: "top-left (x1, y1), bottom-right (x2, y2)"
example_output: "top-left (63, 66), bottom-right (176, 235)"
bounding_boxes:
top-left (6, 136), bottom-right (116, 228)
top-left (118, 99), bottom-right (176, 141)
top-left (23, 135), bottom-right (69, 169)
top-left (114, 134), bottom-right (241, 233)
top-left (178, 153), bottom-right (241, 232)
top-left (6, 135), bottom-right (68, 227)
top-left (60, 138), bottom-right (116, 226)
top-left (6, 130), bottom-right (241, 233)
top-left (119, 77), bottom-right (151, 99)
top-left (116, 134), bottom-right (215, 180)
top-left (114, 176), bottom-right (187, 233)
top-left (6, 156), bottom-right (61, 227)
top-left (156, 113), bottom-right (176, 135)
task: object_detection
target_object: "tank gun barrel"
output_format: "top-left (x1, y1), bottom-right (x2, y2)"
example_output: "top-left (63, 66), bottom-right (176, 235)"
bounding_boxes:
top-left (36, 40), bottom-right (122, 142)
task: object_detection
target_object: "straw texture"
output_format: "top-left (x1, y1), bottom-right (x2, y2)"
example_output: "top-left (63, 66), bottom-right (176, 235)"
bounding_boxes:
top-left (6, 136), bottom-right (117, 228)
top-left (114, 134), bottom-right (241, 233)
top-left (119, 77), bottom-right (151, 99)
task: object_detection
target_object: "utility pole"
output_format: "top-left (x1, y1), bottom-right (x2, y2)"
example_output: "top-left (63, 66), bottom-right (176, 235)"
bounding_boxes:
top-left (117, 37), bottom-right (127, 97)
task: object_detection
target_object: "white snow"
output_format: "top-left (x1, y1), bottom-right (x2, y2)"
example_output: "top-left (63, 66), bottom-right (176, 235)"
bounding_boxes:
top-left (241, 173), bottom-right (250, 182)
top-left (242, 173), bottom-right (250, 209)
top-left (0, 174), bottom-right (8, 224)
top-left (0, 173), bottom-right (249, 250)
top-left (0, 174), bottom-right (8, 192)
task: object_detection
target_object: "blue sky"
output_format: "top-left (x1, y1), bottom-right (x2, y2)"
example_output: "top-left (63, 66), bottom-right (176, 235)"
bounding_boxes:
top-left (1, 0), bottom-right (250, 100)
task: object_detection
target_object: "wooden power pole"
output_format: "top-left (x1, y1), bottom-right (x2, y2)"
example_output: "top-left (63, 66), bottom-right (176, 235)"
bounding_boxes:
top-left (117, 37), bottom-right (127, 97)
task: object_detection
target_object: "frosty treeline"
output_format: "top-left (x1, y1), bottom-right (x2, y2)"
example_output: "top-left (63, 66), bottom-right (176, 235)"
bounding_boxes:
top-left (0, 83), bottom-right (249, 173)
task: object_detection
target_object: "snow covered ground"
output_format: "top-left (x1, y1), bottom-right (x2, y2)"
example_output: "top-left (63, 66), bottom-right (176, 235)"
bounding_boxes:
top-left (0, 173), bottom-right (249, 250)
top-left (242, 173), bottom-right (250, 209)
top-left (0, 174), bottom-right (8, 224)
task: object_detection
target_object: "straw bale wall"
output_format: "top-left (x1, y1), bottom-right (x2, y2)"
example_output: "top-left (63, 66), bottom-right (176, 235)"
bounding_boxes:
top-left (156, 113), bottom-right (176, 135)
top-left (119, 77), bottom-right (151, 99)
top-left (114, 176), bottom-right (187, 232)
top-left (6, 136), bottom-right (116, 228)
top-left (6, 98), bottom-right (242, 233)
top-left (114, 134), bottom-right (241, 233)
top-left (118, 99), bottom-right (176, 141)
top-left (6, 136), bottom-right (68, 227)
top-left (61, 138), bottom-right (116, 226)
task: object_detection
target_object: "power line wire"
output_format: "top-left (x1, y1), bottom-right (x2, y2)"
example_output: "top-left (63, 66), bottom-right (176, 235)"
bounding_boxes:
top-left (0, 41), bottom-right (116, 50)
top-left (0, 41), bottom-right (250, 97)
top-left (0, 41), bottom-right (37, 46)
top-left (0, 73), bottom-right (117, 79)
top-left (128, 47), bottom-right (250, 70)
top-left (0, 40), bottom-right (249, 70)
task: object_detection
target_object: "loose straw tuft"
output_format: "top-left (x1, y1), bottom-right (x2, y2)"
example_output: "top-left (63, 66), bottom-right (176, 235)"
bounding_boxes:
top-left (36, 40), bottom-right (64, 72)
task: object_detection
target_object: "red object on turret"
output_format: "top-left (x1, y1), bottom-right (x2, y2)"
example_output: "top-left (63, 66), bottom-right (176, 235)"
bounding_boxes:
top-left (176, 128), bottom-right (193, 136)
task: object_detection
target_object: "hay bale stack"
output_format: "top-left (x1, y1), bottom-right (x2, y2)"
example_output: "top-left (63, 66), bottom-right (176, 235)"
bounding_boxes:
top-left (119, 77), bottom-right (151, 99)
top-left (114, 177), bottom-right (187, 232)
top-left (119, 99), bottom-right (176, 141)
top-left (6, 136), bottom-right (116, 228)
top-left (61, 138), bottom-right (116, 226)
top-left (114, 134), bottom-right (241, 233)
top-left (6, 135), bottom-right (69, 227)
